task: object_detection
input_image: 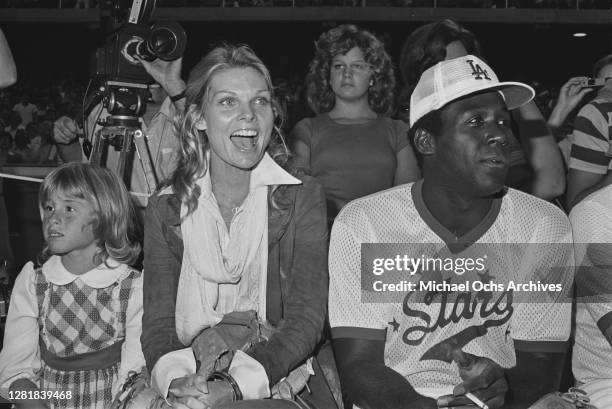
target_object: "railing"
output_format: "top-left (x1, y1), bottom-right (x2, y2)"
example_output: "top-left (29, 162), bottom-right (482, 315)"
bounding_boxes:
top-left (0, 0), bottom-right (609, 9)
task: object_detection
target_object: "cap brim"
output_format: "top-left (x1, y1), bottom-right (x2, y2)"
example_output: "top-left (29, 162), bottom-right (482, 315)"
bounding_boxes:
top-left (492, 81), bottom-right (535, 110)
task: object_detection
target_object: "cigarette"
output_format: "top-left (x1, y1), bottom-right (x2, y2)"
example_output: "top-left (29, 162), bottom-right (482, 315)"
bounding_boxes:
top-left (465, 392), bottom-right (489, 409)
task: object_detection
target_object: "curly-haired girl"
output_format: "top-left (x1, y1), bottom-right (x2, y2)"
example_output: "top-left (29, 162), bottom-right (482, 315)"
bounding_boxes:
top-left (291, 24), bottom-right (420, 224)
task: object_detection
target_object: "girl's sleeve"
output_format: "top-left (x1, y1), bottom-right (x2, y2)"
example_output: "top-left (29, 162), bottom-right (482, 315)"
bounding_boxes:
top-left (115, 271), bottom-right (146, 397)
top-left (0, 262), bottom-right (41, 399)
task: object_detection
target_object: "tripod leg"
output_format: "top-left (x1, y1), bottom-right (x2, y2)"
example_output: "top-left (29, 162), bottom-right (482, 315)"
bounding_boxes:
top-left (89, 129), bottom-right (105, 166)
top-left (132, 129), bottom-right (158, 194)
top-left (118, 131), bottom-right (133, 186)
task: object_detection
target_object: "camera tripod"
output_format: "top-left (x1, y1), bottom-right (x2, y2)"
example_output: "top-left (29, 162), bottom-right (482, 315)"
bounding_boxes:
top-left (89, 124), bottom-right (158, 196)
top-left (83, 82), bottom-right (158, 197)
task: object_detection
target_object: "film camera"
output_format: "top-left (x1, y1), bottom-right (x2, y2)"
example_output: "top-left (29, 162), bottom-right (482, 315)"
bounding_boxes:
top-left (82, 0), bottom-right (186, 190)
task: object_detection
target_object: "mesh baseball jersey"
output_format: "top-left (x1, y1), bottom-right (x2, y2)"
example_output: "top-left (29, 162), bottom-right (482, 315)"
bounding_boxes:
top-left (329, 180), bottom-right (573, 398)
top-left (570, 185), bottom-right (612, 384)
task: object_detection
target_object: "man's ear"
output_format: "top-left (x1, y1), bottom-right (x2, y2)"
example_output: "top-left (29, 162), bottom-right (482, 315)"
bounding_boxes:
top-left (413, 128), bottom-right (436, 156)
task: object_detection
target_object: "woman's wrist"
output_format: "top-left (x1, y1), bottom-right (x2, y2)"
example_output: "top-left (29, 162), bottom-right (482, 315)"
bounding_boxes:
top-left (208, 371), bottom-right (243, 401)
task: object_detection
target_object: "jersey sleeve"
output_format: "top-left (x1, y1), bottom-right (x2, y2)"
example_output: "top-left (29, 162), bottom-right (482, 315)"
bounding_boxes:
top-left (510, 210), bottom-right (574, 349)
top-left (569, 102), bottom-right (612, 174)
top-left (329, 208), bottom-right (387, 341)
top-left (570, 193), bottom-right (612, 325)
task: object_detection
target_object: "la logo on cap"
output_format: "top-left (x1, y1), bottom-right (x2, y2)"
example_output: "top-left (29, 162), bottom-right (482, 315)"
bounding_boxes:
top-left (467, 59), bottom-right (491, 80)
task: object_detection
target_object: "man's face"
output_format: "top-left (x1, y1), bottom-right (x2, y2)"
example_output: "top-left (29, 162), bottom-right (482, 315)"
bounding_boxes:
top-left (430, 91), bottom-right (512, 197)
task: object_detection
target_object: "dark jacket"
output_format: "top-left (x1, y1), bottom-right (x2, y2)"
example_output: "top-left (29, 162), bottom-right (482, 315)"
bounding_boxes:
top-left (141, 173), bottom-right (329, 386)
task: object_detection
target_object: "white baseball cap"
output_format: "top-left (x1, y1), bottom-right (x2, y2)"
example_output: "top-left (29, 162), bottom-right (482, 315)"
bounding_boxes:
top-left (409, 55), bottom-right (535, 127)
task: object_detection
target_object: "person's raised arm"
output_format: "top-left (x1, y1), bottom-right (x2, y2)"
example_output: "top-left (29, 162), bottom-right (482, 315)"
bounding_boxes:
top-left (514, 101), bottom-right (566, 200)
top-left (0, 29), bottom-right (16, 89)
top-left (547, 77), bottom-right (590, 134)
top-left (138, 57), bottom-right (186, 112)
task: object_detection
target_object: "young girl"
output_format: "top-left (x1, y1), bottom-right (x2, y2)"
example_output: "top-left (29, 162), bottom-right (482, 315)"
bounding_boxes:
top-left (0, 162), bottom-right (145, 409)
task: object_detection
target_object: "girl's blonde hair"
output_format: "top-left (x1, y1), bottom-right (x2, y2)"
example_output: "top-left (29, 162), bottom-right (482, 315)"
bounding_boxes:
top-left (38, 162), bottom-right (141, 266)
top-left (171, 43), bottom-right (290, 217)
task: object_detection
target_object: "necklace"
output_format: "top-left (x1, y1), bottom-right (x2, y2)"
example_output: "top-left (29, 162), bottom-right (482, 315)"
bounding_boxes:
top-left (218, 201), bottom-right (242, 216)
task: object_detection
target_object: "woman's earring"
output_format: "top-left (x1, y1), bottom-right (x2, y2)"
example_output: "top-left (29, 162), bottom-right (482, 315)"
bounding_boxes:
top-left (369, 79), bottom-right (374, 87)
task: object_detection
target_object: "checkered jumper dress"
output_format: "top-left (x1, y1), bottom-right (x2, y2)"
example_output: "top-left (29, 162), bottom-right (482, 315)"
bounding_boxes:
top-left (34, 266), bottom-right (140, 409)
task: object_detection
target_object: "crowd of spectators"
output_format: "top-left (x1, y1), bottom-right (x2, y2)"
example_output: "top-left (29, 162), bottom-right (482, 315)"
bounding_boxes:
top-left (0, 73), bottom-right (581, 168)
top-left (0, 80), bottom-right (82, 166)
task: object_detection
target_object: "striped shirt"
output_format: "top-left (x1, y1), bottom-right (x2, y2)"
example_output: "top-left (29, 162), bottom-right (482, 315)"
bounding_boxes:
top-left (569, 88), bottom-right (612, 174)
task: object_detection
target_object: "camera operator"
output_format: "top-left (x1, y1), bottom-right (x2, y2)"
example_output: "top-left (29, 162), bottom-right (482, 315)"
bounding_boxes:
top-left (53, 57), bottom-right (186, 212)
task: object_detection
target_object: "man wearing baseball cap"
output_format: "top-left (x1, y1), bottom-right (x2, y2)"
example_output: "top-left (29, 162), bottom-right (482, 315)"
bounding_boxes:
top-left (328, 55), bottom-right (574, 409)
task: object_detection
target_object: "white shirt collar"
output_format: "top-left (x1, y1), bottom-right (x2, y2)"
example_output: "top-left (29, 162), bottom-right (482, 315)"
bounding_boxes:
top-left (42, 255), bottom-right (129, 288)
top-left (159, 152), bottom-right (301, 198)
top-left (250, 152), bottom-right (301, 188)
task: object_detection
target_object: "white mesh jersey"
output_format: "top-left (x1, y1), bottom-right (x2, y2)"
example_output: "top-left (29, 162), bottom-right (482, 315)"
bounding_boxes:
top-left (329, 180), bottom-right (573, 398)
top-left (570, 185), bottom-right (612, 384)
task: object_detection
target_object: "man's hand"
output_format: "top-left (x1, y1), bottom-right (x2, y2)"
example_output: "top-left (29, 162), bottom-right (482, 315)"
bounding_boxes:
top-left (137, 57), bottom-right (185, 97)
top-left (452, 350), bottom-right (508, 409)
top-left (53, 116), bottom-right (81, 145)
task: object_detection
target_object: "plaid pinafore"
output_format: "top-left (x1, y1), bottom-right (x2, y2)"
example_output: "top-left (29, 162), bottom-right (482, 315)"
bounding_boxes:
top-left (34, 265), bottom-right (140, 409)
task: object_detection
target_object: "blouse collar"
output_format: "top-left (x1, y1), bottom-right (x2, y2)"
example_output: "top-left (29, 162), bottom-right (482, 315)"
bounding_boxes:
top-left (199, 152), bottom-right (301, 198)
top-left (42, 255), bottom-right (129, 288)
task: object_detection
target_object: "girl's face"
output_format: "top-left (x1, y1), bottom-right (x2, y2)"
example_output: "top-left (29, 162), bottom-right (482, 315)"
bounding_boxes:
top-left (329, 46), bottom-right (373, 104)
top-left (41, 192), bottom-right (99, 265)
top-left (196, 66), bottom-right (274, 171)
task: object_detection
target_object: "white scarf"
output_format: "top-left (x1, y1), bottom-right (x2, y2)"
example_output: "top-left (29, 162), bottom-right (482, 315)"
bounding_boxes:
top-left (175, 153), bottom-right (301, 345)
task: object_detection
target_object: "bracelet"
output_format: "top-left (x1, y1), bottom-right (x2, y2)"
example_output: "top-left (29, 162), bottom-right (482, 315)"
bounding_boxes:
top-left (169, 91), bottom-right (186, 102)
top-left (208, 370), bottom-right (243, 401)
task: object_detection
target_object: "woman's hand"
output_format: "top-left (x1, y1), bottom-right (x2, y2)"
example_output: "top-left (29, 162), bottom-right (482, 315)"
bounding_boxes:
top-left (196, 380), bottom-right (235, 408)
top-left (168, 374), bottom-right (209, 409)
top-left (168, 375), bottom-right (235, 409)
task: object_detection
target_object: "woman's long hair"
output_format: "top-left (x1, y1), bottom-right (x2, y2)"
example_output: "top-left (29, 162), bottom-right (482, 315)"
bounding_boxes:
top-left (171, 44), bottom-right (289, 216)
top-left (305, 24), bottom-right (396, 116)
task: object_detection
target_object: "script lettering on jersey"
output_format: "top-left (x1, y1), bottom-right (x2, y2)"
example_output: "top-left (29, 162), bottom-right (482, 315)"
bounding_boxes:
top-left (402, 278), bottom-right (514, 349)
top-left (467, 60), bottom-right (491, 80)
